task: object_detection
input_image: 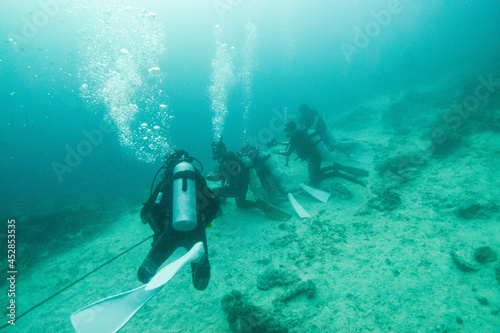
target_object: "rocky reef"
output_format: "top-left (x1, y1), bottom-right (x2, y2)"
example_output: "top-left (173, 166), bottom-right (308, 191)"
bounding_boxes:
top-left (221, 290), bottom-right (288, 333)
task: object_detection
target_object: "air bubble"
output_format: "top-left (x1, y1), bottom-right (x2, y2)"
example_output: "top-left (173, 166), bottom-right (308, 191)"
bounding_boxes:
top-left (77, 3), bottom-right (170, 163)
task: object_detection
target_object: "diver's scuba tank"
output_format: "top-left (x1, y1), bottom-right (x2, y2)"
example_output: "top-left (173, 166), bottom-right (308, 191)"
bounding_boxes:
top-left (307, 129), bottom-right (331, 161)
top-left (172, 159), bottom-right (197, 231)
top-left (239, 155), bottom-right (254, 168)
top-left (256, 151), bottom-right (285, 181)
top-left (248, 167), bottom-right (270, 202)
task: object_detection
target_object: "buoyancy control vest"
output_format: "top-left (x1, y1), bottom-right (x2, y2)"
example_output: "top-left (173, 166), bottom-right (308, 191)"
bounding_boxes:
top-left (140, 179), bottom-right (170, 234)
top-left (141, 152), bottom-right (219, 234)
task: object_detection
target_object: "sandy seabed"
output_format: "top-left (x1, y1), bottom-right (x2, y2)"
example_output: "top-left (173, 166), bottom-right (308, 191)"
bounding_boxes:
top-left (3, 75), bottom-right (500, 332)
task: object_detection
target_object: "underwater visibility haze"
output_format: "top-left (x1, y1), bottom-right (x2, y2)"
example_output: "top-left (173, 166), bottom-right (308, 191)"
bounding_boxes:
top-left (1, 0), bottom-right (500, 332)
top-left (1, 0), bottom-right (499, 213)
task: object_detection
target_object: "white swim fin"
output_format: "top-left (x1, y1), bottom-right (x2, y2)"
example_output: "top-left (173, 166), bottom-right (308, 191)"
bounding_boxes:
top-left (300, 183), bottom-right (330, 203)
top-left (71, 242), bottom-right (205, 333)
top-left (287, 193), bottom-right (310, 218)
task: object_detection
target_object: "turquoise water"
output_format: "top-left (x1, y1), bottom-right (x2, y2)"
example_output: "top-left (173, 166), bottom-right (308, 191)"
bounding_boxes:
top-left (1, 1), bottom-right (500, 331)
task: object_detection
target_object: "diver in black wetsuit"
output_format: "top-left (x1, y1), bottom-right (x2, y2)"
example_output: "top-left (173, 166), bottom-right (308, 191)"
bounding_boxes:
top-left (298, 104), bottom-right (350, 157)
top-left (207, 140), bottom-right (291, 221)
top-left (138, 149), bottom-right (220, 290)
top-left (207, 150), bottom-right (257, 209)
top-left (279, 121), bottom-right (328, 185)
top-left (238, 143), bottom-right (290, 203)
top-left (279, 121), bottom-right (368, 187)
top-left (211, 136), bottom-right (227, 164)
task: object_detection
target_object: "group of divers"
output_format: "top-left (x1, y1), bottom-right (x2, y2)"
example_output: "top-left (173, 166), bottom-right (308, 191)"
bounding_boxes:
top-left (70, 104), bottom-right (371, 331)
top-left (137, 104), bottom-right (370, 291)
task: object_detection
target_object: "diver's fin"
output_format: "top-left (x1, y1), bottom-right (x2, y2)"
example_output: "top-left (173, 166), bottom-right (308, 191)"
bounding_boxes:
top-left (333, 162), bottom-right (369, 177)
top-left (287, 193), bottom-right (310, 218)
top-left (334, 170), bottom-right (367, 187)
top-left (71, 285), bottom-right (156, 333)
top-left (71, 243), bottom-right (205, 333)
top-left (146, 242), bottom-right (205, 290)
top-left (254, 199), bottom-right (292, 221)
top-left (300, 183), bottom-right (330, 203)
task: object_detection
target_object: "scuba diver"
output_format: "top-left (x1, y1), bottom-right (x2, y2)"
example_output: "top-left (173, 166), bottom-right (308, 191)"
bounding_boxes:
top-left (298, 104), bottom-right (350, 157)
top-left (279, 121), bottom-right (368, 187)
top-left (207, 138), bottom-right (291, 221)
top-left (211, 136), bottom-right (227, 163)
top-left (209, 137), bottom-right (252, 207)
top-left (238, 143), bottom-right (291, 203)
top-left (207, 150), bottom-right (254, 209)
top-left (138, 149), bottom-right (220, 291)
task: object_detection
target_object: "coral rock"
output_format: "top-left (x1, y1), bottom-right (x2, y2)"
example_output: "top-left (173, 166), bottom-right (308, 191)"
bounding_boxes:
top-left (450, 250), bottom-right (480, 272)
top-left (221, 290), bottom-right (288, 333)
top-left (274, 280), bottom-right (316, 304)
top-left (474, 247), bottom-right (498, 263)
top-left (257, 267), bottom-right (300, 291)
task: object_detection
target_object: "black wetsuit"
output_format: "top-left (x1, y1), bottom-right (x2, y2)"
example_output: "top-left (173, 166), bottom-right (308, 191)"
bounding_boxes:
top-left (299, 108), bottom-right (327, 134)
top-left (214, 152), bottom-right (255, 209)
top-left (285, 129), bottom-right (368, 187)
top-left (138, 167), bottom-right (219, 290)
top-left (299, 108), bottom-right (339, 152)
top-left (285, 129), bottom-right (332, 185)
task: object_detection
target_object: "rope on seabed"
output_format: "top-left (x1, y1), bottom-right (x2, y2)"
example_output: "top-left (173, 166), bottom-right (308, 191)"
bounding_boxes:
top-left (0, 235), bottom-right (153, 331)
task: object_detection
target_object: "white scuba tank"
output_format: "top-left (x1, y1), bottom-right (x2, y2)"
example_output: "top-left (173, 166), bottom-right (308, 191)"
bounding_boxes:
top-left (307, 129), bottom-right (331, 161)
top-left (257, 151), bottom-right (284, 181)
top-left (172, 161), bottom-right (197, 231)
